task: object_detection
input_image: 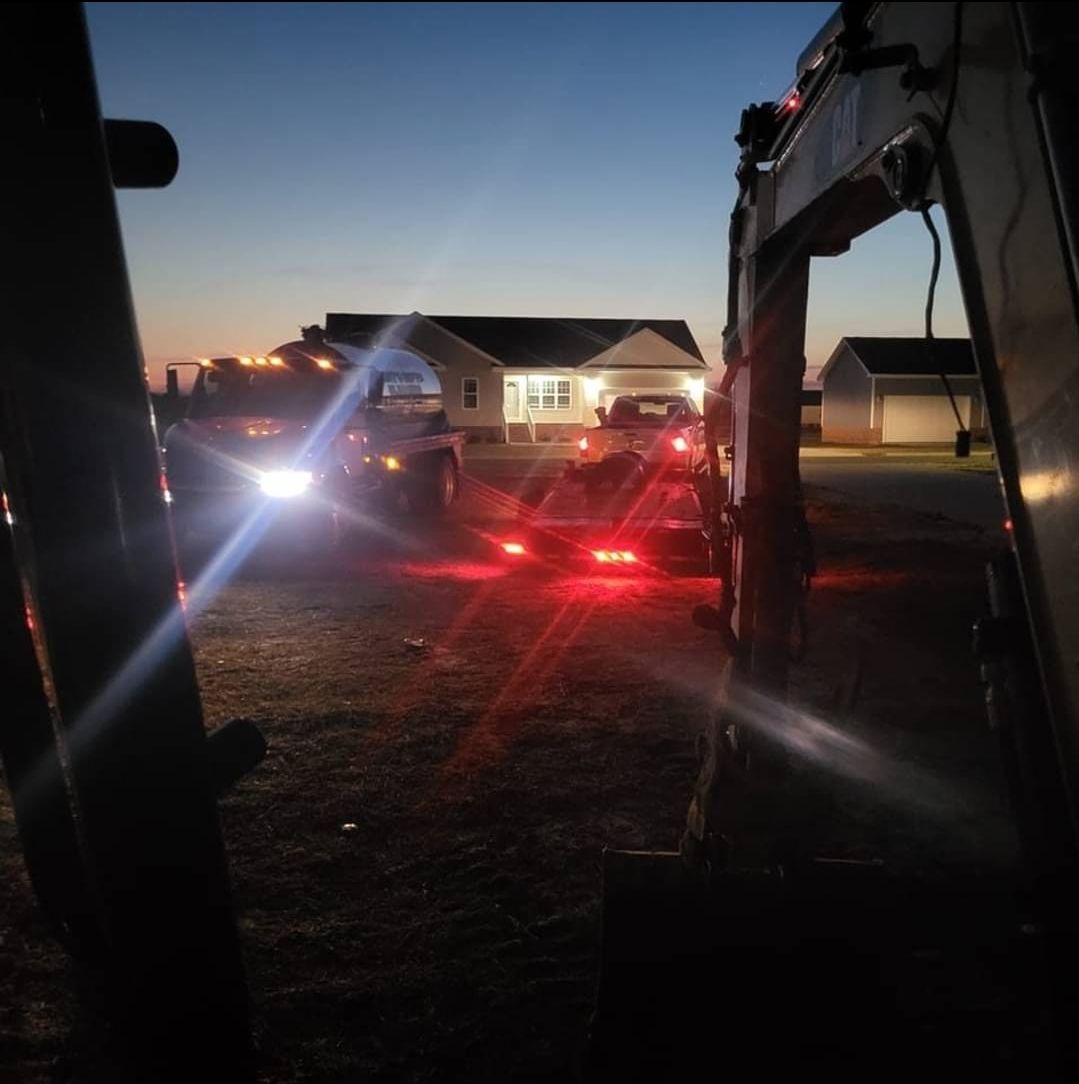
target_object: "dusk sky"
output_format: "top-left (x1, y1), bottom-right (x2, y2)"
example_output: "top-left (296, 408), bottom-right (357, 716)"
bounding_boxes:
top-left (87, 2), bottom-right (968, 388)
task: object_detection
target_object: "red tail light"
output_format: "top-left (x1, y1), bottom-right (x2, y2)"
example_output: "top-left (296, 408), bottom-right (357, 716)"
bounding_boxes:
top-left (671, 436), bottom-right (689, 453)
top-left (578, 436), bottom-right (589, 453)
top-left (592, 550), bottom-right (637, 564)
top-left (501, 542), bottom-right (527, 556)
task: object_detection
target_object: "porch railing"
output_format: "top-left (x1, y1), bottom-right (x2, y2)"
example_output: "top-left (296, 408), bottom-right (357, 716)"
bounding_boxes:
top-left (501, 401), bottom-right (536, 443)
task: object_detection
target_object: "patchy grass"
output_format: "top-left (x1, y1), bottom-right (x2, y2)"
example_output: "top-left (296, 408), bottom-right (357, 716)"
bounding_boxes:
top-left (1, 466), bottom-right (1018, 1081)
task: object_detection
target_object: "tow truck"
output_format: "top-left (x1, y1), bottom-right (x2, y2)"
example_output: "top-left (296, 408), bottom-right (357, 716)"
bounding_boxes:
top-left (163, 328), bottom-right (465, 554)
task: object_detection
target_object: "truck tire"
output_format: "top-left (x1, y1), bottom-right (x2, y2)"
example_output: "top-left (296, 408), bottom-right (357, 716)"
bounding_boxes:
top-left (407, 453), bottom-right (458, 516)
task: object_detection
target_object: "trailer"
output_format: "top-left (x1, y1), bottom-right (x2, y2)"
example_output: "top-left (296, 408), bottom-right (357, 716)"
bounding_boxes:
top-left (500, 457), bottom-right (719, 573)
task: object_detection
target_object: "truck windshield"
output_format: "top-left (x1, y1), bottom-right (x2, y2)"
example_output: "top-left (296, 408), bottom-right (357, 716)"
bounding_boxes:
top-left (606, 397), bottom-right (699, 427)
top-left (188, 367), bottom-right (355, 421)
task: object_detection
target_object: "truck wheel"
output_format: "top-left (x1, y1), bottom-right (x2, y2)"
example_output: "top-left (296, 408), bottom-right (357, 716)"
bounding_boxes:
top-left (409, 454), bottom-right (458, 516)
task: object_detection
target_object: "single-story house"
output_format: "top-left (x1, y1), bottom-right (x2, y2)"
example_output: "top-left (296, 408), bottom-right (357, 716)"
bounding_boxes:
top-left (322, 312), bottom-right (710, 442)
top-left (819, 336), bottom-right (987, 444)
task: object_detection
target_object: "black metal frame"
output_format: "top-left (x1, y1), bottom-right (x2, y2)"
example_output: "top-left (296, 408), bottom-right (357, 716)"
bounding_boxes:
top-left (0, 5), bottom-right (253, 1077)
top-left (696, 0), bottom-right (1079, 877)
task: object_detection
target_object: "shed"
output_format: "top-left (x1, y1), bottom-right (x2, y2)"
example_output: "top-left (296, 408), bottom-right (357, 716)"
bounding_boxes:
top-left (818, 337), bottom-right (985, 444)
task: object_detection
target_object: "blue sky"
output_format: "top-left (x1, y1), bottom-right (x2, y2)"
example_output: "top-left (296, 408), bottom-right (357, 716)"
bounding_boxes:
top-left (87, 2), bottom-right (968, 386)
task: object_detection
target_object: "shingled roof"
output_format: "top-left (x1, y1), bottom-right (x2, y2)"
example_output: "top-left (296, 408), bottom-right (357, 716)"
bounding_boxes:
top-left (836, 337), bottom-right (977, 376)
top-left (324, 312), bottom-right (705, 369)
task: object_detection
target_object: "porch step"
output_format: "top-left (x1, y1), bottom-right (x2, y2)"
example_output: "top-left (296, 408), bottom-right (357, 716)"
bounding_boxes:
top-left (506, 422), bottom-right (532, 443)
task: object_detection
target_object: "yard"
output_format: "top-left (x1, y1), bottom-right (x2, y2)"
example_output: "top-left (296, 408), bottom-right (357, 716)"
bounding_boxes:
top-left (0, 453), bottom-right (1019, 1081)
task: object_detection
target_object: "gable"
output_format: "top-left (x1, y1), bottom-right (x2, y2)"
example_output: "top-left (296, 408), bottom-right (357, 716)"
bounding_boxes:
top-left (820, 342), bottom-right (873, 389)
top-left (580, 327), bottom-right (709, 371)
top-left (817, 339), bottom-right (867, 383)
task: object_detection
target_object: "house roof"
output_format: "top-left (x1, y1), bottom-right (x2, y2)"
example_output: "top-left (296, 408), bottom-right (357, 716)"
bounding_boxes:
top-left (324, 312), bottom-right (426, 347)
top-left (835, 336), bottom-right (977, 377)
top-left (324, 312), bottom-right (705, 369)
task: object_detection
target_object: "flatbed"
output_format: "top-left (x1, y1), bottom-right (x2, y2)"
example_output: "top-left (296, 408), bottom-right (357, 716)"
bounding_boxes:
top-left (505, 462), bottom-right (712, 570)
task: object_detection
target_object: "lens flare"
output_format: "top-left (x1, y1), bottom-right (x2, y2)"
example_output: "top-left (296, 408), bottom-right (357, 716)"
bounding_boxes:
top-left (259, 470), bottom-right (312, 498)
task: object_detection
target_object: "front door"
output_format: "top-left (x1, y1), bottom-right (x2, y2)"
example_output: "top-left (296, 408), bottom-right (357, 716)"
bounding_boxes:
top-left (504, 378), bottom-right (525, 422)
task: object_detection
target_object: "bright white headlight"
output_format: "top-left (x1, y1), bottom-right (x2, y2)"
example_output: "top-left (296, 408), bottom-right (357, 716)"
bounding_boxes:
top-left (259, 469), bottom-right (312, 498)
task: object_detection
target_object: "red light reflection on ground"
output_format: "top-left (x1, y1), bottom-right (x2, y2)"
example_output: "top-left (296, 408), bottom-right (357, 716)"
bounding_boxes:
top-left (399, 560), bottom-right (507, 583)
top-left (374, 575), bottom-right (512, 744)
top-left (437, 606), bottom-right (594, 789)
top-left (435, 571), bottom-right (648, 790)
top-left (552, 574), bottom-right (646, 598)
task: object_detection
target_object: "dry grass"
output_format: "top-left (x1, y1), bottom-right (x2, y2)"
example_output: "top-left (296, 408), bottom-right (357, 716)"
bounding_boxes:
top-left (1, 466), bottom-right (1018, 1081)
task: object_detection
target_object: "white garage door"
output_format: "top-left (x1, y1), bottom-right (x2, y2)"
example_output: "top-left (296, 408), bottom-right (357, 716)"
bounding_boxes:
top-left (881, 395), bottom-right (970, 443)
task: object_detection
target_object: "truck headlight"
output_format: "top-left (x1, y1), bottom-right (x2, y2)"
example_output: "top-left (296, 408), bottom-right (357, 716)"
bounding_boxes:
top-left (259, 470), bottom-right (313, 498)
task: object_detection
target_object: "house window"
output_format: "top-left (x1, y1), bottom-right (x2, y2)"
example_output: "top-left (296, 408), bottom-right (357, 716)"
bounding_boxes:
top-left (527, 376), bottom-right (572, 411)
top-left (462, 377), bottom-right (479, 410)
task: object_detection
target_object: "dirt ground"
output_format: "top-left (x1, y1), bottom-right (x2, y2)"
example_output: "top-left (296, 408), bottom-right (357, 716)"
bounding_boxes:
top-left (0, 458), bottom-right (1019, 1082)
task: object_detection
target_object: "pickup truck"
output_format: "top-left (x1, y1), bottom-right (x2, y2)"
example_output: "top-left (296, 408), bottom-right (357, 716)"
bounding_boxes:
top-left (576, 393), bottom-right (705, 476)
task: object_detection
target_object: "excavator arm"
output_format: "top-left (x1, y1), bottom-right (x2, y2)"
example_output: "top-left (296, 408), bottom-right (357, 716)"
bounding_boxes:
top-left (700, 0), bottom-right (1079, 865)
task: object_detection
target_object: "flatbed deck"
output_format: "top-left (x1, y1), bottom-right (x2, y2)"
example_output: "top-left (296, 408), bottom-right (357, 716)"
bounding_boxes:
top-left (521, 465), bottom-right (709, 567)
